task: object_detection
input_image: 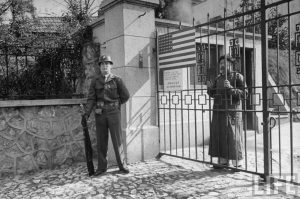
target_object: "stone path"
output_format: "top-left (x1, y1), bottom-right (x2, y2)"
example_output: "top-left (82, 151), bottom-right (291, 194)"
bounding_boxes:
top-left (0, 155), bottom-right (299, 199)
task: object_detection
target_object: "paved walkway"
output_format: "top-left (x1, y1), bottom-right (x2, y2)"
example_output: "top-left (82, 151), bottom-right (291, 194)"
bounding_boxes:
top-left (0, 156), bottom-right (299, 199)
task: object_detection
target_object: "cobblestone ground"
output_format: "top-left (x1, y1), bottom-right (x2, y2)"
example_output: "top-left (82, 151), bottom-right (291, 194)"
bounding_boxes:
top-left (0, 155), bottom-right (299, 199)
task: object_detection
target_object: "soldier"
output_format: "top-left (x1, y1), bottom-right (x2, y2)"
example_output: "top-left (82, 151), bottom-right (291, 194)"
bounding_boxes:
top-left (83, 55), bottom-right (130, 176)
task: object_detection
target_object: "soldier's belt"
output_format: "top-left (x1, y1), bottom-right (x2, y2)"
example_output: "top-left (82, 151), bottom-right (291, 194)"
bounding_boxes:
top-left (96, 101), bottom-right (119, 110)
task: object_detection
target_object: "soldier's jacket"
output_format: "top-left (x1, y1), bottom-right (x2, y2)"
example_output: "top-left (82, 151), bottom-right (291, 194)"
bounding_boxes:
top-left (85, 74), bottom-right (130, 116)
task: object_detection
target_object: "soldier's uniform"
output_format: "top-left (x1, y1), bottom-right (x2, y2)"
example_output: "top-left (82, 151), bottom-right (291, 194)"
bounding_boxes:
top-left (85, 56), bottom-right (130, 175)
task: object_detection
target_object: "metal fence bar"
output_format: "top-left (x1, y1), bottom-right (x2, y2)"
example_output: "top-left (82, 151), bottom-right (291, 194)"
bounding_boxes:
top-left (181, 90), bottom-right (184, 157)
top-left (169, 91), bottom-right (172, 154)
top-left (187, 67), bottom-right (191, 158)
top-left (242, 5), bottom-right (249, 171)
top-left (193, 56), bottom-right (198, 160)
top-left (252, 4), bottom-right (258, 172)
top-left (275, 6), bottom-right (282, 177)
top-left (175, 91), bottom-right (178, 156)
top-left (261, 0), bottom-right (271, 180)
top-left (287, 0), bottom-right (294, 180)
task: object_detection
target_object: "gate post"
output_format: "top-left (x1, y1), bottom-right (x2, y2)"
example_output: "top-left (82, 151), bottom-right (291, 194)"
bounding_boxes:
top-left (260, 0), bottom-right (271, 181)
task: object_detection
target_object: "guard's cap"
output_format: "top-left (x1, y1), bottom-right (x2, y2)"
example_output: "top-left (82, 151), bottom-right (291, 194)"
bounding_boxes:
top-left (99, 55), bottom-right (113, 64)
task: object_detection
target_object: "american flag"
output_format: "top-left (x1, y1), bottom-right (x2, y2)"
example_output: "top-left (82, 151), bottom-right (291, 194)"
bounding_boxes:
top-left (158, 27), bottom-right (196, 69)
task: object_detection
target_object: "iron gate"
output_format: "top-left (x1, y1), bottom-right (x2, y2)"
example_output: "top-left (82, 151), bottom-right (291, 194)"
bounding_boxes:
top-left (156, 0), bottom-right (300, 185)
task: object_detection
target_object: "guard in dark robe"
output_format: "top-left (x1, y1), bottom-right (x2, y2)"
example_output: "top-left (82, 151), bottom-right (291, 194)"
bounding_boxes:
top-left (84, 55), bottom-right (130, 176)
top-left (207, 55), bottom-right (248, 168)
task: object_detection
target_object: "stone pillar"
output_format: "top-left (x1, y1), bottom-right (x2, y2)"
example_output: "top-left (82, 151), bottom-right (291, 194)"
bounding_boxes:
top-left (96, 0), bottom-right (159, 163)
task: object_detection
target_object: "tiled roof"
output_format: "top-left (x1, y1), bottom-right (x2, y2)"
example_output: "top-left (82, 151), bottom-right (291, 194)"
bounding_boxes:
top-left (32, 17), bottom-right (64, 33)
top-left (31, 16), bottom-right (99, 33)
top-left (192, 0), bottom-right (207, 5)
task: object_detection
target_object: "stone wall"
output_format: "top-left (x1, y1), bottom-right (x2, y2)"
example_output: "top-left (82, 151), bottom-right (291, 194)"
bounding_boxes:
top-left (0, 104), bottom-right (99, 176)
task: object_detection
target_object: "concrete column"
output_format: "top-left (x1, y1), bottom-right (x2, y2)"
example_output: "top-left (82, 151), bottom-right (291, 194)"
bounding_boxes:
top-left (95, 0), bottom-right (159, 163)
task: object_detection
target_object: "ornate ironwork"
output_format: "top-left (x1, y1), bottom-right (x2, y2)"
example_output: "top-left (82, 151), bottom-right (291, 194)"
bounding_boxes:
top-left (0, 41), bottom-right (84, 100)
top-left (229, 38), bottom-right (240, 59)
top-left (196, 43), bottom-right (208, 84)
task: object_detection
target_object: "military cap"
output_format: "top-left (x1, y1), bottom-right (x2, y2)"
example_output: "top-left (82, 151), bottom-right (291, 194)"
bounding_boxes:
top-left (99, 55), bottom-right (113, 64)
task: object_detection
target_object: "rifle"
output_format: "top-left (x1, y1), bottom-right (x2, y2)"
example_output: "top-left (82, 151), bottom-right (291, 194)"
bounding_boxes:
top-left (80, 104), bottom-right (95, 176)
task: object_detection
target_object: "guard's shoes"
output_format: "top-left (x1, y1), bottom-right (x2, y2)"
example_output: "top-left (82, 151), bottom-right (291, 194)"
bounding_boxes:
top-left (94, 169), bottom-right (107, 176)
top-left (119, 167), bottom-right (129, 174)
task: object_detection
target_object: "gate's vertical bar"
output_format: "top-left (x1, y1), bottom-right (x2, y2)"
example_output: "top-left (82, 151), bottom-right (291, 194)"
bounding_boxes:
top-left (200, 27), bottom-right (206, 162)
top-left (261, 0), bottom-right (271, 180)
top-left (232, 13), bottom-right (238, 169)
top-left (181, 89), bottom-right (184, 157)
top-left (193, 27), bottom-right (198, 160)
top-left (275, 6), bottom-right (282, 177)
top-left (287, 1), bottom-right (294, 179)
top-left (252, 0), bottom-right (258, 173)
top-left (212, 18), bottom-right (219, 164)
top-left (242, 4), bottom-right (248, 171)
top-left (155, 29), bottom-right (161, 155)
top-left (169, 90), bottom-right (172, 154)
top-left (207, 13), bottom-right (211, 162)
top-left (187, 67), bottom-right (191, 158)
top-left (175, 90), bottom-right (178, 156)
top-left (223, 7), bottom-right (229, 164)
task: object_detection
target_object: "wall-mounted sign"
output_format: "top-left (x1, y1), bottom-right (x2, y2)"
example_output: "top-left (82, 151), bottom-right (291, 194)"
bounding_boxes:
top-left (164, 69), bottom-right (183, 91)
top-left (229, 38), bottom-right (240, 59)
top-left (295, 23), bottom-right (300, 73)
top-left (196, 43), bottom-right (208, 84)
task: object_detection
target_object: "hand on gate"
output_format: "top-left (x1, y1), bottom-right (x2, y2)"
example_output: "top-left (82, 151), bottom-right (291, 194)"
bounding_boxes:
top-left (224, 80), bottom-right (232, 89)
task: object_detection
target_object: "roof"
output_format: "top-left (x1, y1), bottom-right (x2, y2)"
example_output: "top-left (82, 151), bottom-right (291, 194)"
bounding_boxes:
top-left (192, 0), bottom-right (207, 5)
top-left (32, 17), bottom-right (64, 33)
top-left (30, 16), bottom-right (99, 34)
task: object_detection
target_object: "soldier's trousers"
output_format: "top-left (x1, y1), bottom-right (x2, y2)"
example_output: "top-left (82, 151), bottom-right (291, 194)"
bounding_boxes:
top-left (95, 109), bottom-right (126, 171)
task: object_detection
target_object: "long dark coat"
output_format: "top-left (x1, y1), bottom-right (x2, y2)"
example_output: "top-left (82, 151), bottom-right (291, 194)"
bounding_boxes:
top-left (207, 72), bottom-right (248, 160)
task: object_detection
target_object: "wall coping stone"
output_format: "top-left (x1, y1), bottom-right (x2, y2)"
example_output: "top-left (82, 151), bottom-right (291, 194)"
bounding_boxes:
top-left (0, 98), bottom-right (87, 108)
top-left (98, 0), bottom-right (159, 16)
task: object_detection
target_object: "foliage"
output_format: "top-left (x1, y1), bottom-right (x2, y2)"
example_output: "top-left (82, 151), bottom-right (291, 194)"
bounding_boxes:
top-left (0, 0), bottom-right (95, 100)
top-left (233, 0), bottom-right (289, 50)
top-left (62, 0), bottom-right (97, 27)
top-left (0, 0), bottom-right (35, 39)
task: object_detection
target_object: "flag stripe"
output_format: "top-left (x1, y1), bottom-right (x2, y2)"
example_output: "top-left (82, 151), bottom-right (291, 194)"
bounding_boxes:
top-left (172, 33), bottom-right (195, 41)
top-left (159, 54), bottom-right (196, 64)
top-left (161, 64), bottom-right (195, 70)
top-left (159, 57), bottom-right (196, 66)
top-left (172, 38), bottom-right (195, 47)
top-left (171, 28), bottom-right (195, 37)
top-left (159, 61), bottom-right (196, 69)
top-left (159, 45), bottom-right (195, 58)
top-left (174, 42), bottom-right (195, 50)
top-left (159, 51), bottom-right (195, 61)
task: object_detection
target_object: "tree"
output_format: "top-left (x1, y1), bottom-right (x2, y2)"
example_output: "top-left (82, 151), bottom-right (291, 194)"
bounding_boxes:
top-left (233, 0), bottom-right (289, 50)
top-left (0, 0), bottom-right (35, 40)
top-left (0, 0), bottom-right (88, 99)
top-left (62, 0), bottom-right (98, 28)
